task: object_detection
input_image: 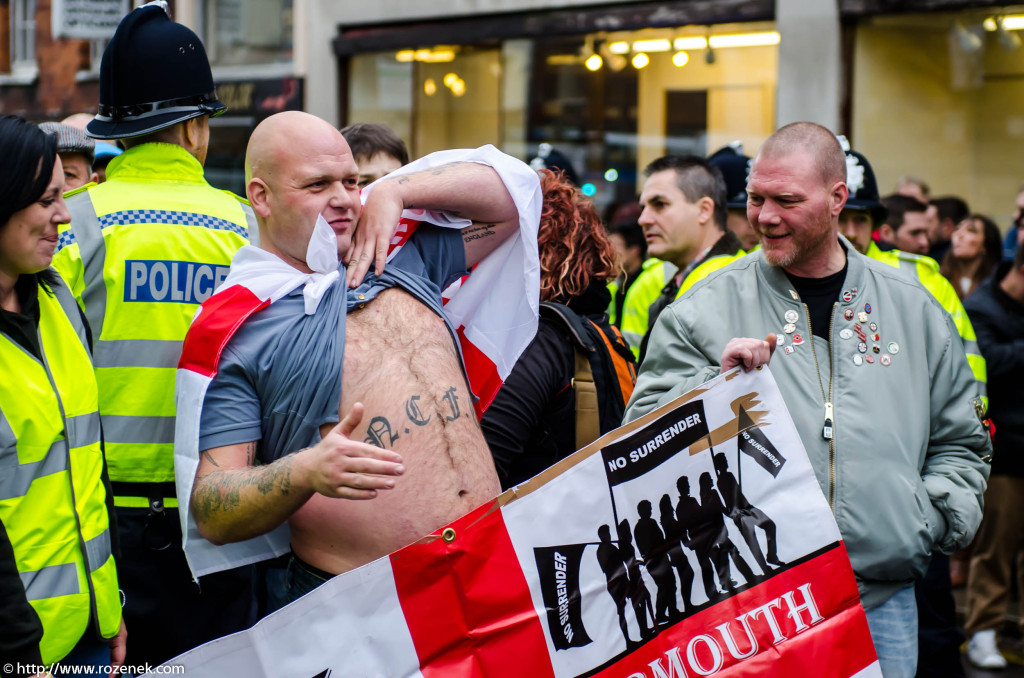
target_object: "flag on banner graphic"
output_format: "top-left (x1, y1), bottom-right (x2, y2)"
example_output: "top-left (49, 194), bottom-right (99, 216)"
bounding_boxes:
top-left (736, 406), bottom-right (786, 478)
top-left (152, 369), bottom-right (881, 678)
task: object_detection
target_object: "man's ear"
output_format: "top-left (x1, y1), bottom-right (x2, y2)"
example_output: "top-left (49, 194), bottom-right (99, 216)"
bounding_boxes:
top-left (248, 178), bottom-right (271, 218)
top-left (878, 223), bottom-right (895, 243)
top-left (89, 172), bottom-right (99, 185)
top-left (697, 196), bottom-right (715, 225)
top-left (830, 182), bottom-right (850, 216)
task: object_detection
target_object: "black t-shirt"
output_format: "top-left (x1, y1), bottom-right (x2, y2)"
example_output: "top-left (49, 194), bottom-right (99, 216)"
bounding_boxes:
top-left (784, 259), bottom-right (849, 340)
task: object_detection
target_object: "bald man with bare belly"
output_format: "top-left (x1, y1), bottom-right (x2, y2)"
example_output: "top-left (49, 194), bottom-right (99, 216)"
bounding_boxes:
top-left (184, 111), bottom-right (537, 600)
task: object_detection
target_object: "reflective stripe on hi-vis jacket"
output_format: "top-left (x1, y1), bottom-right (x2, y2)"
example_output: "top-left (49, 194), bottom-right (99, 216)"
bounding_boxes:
top-left (0, 277), bottom-right (121, 663)
top-left (866, 242), bottom-right (988, 409)
top-left (51, 143), bottom-right (254, 500)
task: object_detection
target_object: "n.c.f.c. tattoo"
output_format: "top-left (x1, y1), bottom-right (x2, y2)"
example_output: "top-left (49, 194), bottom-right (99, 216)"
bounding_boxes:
top-left (364, 416), bottom-right (399, 448)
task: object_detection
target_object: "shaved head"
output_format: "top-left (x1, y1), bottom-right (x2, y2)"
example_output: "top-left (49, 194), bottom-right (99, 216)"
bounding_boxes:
top-left (245, 111), bottom-right (361, 271)
top-left (245, 111), bottom-right (350, 189)
top-left (756, 122), bottom-right (846, 189)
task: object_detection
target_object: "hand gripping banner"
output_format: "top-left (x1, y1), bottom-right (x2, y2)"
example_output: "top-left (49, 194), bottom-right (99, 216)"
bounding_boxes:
top-left (149, 368), bottom-right (881, 678)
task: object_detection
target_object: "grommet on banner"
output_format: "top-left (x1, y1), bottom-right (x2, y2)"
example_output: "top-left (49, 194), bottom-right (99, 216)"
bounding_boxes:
top-left (442, 528), bottom-right (457, 543)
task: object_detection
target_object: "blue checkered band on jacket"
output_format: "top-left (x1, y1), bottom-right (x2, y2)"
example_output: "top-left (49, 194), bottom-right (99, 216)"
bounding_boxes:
top-left (98, 210), bottom-right (249, 239)
top-left (56, 230), bottom-right (78, 253)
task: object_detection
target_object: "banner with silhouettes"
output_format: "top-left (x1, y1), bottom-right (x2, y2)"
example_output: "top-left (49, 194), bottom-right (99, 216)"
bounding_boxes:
top-left (146, 368), bottom-right (881, 678)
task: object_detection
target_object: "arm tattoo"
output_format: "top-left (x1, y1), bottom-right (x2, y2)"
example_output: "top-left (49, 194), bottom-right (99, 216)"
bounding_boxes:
top-left (463, 224), bottom-right (496, 243)
top-left (192, 454), bottom-right (294, 520)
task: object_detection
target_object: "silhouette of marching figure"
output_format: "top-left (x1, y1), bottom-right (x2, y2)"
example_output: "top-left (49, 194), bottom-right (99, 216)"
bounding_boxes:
top-left (596, 524), bottom-right (635, 645)
top-left (659, 493), bottom-right (695, 615)
top-left (617, 519), bottom-right (656, 638)
top-left (675, 476), bottom-right (720, 601)
top-left (698, 471), bottom-right (757, 592)
top-left (713, 452), bottom-right (783, 574)
top-left (634, 500), bottom-right (680, 624)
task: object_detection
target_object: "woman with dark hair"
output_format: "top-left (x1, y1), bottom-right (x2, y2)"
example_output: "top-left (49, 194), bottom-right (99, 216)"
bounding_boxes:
top-left (0, 115), bottom-right (125, 675)
top-left (482, 169), bottom-right (632, 489)
top-left (941, 214), bottom-right (1003, 299)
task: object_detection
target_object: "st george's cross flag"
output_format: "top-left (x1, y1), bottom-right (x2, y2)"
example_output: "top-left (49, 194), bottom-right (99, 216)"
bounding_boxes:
top-left (152, 368), bottom-right (882, 678)
top-left (172, 145), bottom-right (542, 579)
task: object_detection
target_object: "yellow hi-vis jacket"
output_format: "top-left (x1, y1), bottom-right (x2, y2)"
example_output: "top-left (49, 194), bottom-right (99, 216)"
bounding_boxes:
top-left (866, 241), bottom-right (988, 409)
top-left (620, 233), bottom-right (747, 359)
top-left (52, 143), bottom-right (255, 506)
top-left (619, 258), bottom-right (678, 357)
top-left (0, 276), bottom-right (121, 663)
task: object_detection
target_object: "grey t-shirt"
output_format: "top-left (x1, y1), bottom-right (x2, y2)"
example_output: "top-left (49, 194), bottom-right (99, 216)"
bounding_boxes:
top-left (198, 224), bottom-right (467, 462)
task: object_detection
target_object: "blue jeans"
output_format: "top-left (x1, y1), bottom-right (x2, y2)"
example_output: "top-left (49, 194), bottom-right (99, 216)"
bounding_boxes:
top-left (865, 585), bottom-right (918, 678)
top-left (55, 634), bottom-right (110, 675)
top-left (284, 554), bottom-right (332, 604)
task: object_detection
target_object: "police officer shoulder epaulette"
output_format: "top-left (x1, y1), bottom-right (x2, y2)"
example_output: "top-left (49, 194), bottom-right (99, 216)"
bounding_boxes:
top-left (895, 250), bottom-right (940, 273)
top-left (63, 182), bottom-right (97, 199)
top-left (220, 189), bottom-right (252, 207)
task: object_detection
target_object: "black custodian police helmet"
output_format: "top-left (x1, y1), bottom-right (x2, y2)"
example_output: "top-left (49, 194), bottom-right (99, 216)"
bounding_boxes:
top-left (86, 2), bottom-right (226, 140)
top-left (707, 142), bottom-right (751, 210)
top-left (836, 135), bottom-right (888, 226)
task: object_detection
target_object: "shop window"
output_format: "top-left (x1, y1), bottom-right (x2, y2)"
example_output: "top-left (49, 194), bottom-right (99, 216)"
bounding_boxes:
top-left (7, 0), bottom-right (36, 75)
top-left (853, 11), bottom-right (1024, 226)
top-left (200, 0), bottom-right (292, 67)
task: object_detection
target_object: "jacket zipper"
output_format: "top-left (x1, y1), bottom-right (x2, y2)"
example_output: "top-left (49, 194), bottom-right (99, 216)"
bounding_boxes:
top-left (805, 303), bottom-right (837, 507)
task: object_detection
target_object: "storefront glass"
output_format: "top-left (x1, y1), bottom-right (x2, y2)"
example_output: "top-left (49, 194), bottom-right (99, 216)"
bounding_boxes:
top-left (346, 20), bottom-right (779, 214)
top-left (852, 9), bottom-right (1024, 224)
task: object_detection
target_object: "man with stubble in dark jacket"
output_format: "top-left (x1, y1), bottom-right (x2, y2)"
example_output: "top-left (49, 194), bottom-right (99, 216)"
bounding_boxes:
top-left (963, 246), bottom-right (1024, 670)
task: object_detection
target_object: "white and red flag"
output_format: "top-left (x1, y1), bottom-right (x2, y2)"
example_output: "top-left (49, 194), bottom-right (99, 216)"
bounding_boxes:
top-left (172, 145), bottom-right (542, 579)
top-left (155, 368), bottom-right (882, 677)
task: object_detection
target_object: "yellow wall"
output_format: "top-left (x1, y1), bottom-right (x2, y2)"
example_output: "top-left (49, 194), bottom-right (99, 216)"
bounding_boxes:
top-left (853, 15), bottom-right (1024, 227)
top-left (636, 44), bottom-right (778, 191)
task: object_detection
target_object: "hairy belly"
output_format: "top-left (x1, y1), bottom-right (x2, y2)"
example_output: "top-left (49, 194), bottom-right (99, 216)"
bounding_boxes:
top-left (290, 288), bottom-right (500, 574)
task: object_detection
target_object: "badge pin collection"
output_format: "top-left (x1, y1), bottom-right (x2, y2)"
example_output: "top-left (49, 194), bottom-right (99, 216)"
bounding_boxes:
top-left (776, 290), bottom-right (899, 366)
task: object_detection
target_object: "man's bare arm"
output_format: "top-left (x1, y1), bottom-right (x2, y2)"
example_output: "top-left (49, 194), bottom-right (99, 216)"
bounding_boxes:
top-left (191, 403), bottom-right (405, 545)
top-left (345, 162), bottom-right (519, 286)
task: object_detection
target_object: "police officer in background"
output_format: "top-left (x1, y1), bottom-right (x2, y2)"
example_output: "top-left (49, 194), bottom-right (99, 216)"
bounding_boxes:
top-left (51, 3), bottom-right (256, 666)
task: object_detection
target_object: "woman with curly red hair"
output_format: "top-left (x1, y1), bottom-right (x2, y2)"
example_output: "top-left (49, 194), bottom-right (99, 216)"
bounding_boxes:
top-left (482, 170), bottom-right (633, 489)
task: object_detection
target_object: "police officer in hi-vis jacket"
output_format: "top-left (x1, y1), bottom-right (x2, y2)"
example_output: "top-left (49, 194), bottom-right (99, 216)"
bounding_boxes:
top-left (51, 3), bottom-right (256, 666)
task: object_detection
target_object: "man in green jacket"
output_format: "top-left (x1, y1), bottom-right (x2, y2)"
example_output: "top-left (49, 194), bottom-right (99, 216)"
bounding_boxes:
top-left (626, 122), bottom-right (990, 678)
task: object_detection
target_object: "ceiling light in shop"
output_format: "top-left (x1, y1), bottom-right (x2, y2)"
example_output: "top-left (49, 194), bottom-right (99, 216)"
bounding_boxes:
top-left (424, 78), bottom-right (437, 96)
top-left (1000, 15), bottom-right (1024, 30)
top-left (632, 39), bottom-right (671, 53)
top-left (984, 17), bottom-right (999, 31)
top-left (546, 54), bottom-right (581, 65)
top-left (632, 53), bottom-right (650, 69)
top-left (450, 79), bottom-right (466, 97)
top-left (585, 53), bottom-right (603, 71)
top-left (609, 41), bottom-right (630, 54)
top-left (396, 50), bottom-right (415, 62)
top-left (673, 36), bottom-right (708, 50)
top-left (444, 73), bottom-right (459, 87)
top-left (708, 32), bottom-right (780, 48)
top-left (672, 51), bottom-right (689, 67)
